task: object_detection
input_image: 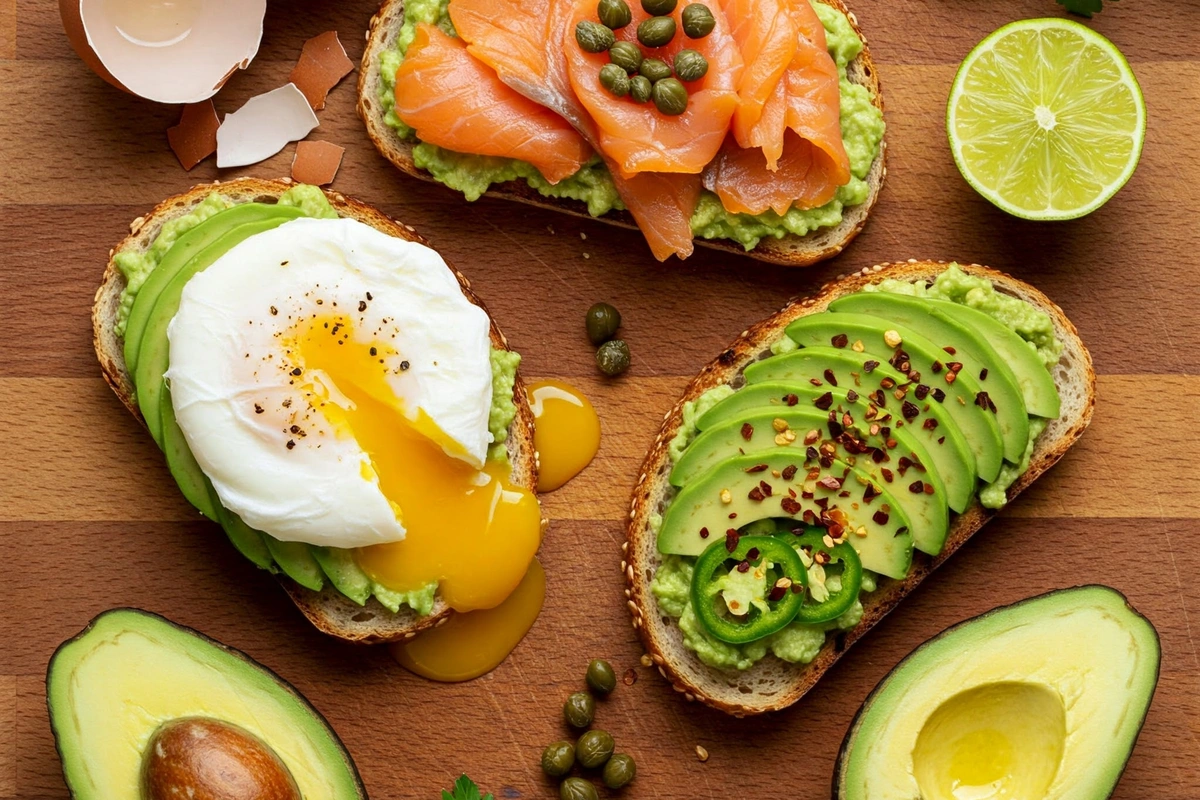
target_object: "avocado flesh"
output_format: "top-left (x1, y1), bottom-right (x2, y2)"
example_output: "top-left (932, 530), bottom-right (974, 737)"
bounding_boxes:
top-left (835, 585), bottom-right (1160, 800)
top-left (784, 313), bottom-right (1006, 482)
top-left (657, 451), bottom-right (914, 579)
top-left (124, 203), bottom-right (286, 375)
top-left (134, 208), bottom-right (305, 448)
top-left (742, 353), bottom-right (977, 512)
top-left (159, 386), bottom-right (220, 523)
top-left (829, 293), bottom-right (1030, 458)
top-left (927, 298), bottom-right (1060, 419)
top-left (676, 407), bottom-right (949, 556)
top-left (46, 608), bottom-right (366, 800)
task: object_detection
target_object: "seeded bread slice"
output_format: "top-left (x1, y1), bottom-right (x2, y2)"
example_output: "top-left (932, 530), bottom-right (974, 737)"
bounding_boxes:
top-left (357, 0), bottom-right (886, 266)
top-left (92, 177), bottom-right (541, 645)
top-left (623, 260), bottom-right (1095, 715)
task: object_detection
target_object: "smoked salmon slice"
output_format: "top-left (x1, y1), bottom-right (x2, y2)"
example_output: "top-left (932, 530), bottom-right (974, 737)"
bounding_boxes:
top-left (724, 0), bottom-right (796, 166)
top-left (703, 130), bottom-right (840, 215)
top-left (392, 24), bottom-right (592, 184)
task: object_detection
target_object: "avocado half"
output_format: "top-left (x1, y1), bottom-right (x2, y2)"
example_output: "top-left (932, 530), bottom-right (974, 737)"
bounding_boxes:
top-left (46, 608), bottom-right (368, 799)
top-left (832, 586), bottom-right (1160, 800)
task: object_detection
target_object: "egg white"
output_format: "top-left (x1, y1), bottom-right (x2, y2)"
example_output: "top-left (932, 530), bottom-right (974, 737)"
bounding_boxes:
top-left (165, 217), bottom-right (493, 548)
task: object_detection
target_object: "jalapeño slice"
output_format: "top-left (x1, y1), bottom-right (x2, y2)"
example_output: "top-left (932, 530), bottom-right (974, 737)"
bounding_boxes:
top-left (690, 535), bottom-right (807, 644)
top-left (791, 527), bottom-right (863, 624)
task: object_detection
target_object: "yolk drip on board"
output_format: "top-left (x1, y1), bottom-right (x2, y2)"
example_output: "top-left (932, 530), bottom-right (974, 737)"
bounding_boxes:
top-left (527, 380), bottom-right (601, 492)
top-left (289, 313), bottom-right (542, 613)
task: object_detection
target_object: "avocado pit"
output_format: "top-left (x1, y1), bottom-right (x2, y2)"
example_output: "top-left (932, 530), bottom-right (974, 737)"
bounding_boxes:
top-left (141, 717), bottom-right (301, 800)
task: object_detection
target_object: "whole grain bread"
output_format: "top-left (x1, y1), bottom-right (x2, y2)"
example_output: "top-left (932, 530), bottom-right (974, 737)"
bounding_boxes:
top-left (623, 260), bottom-right (1095, 715)
top-left (356, 0), bottom-right (886, 266)
top-left (92, 177), bottom-right (540, 645)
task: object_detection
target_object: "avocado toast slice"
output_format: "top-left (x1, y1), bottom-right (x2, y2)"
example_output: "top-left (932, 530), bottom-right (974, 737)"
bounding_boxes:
top-left (623, 260), bottom-right (1095, 716)
top-left (92, 177), bottom-right (540, 644)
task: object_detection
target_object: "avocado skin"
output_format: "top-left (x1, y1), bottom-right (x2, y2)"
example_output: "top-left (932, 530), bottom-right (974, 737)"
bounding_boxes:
top-left (830, 585), bottom-right (1161, 800)
top-left (45, 608), bottom-right (369, 800)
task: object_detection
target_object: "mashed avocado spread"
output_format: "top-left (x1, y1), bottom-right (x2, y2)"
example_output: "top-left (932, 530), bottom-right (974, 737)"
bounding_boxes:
top-left (376, 1), bottom-right (885, 251)
top-left (115, 185), bottom-right (523, 616)
top-left (652, 267), bottom-right (1062, 671)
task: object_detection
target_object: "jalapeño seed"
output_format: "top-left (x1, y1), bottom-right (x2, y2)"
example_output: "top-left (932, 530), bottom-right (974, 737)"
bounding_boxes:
top-left (599, 63), bottom-right (631, 96)
top-left (680, 2), bottom-right (715, 37)
top-left (608, 40), bottom-right (643, 74)
top-left (597, 0), bottom-right (633, 29)
top-left (637, 15), bottom-right (676, 47)
top-left (576, 20), bottom-right (616, 53)
top-left (652, 77), bottom-right (688, 115)
top-left (673, 48), bottom-right (708, 81)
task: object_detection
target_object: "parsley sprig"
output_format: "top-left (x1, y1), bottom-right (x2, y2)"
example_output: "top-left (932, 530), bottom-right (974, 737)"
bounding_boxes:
top-left (442, 775), bottom-right (495, 800)
top-left (1056, 0), bottom-right (1118, 17)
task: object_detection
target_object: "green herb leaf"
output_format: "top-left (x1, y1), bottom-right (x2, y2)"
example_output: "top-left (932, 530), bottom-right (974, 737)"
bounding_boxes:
top-left (442, 774), bottom-right (495, 800)
top-left (1056, 0), bottom-right (1117, 17)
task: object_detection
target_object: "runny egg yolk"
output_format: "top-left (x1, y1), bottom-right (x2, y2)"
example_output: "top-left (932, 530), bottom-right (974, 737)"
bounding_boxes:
top-left (527, 380), bottom-right (601, 492)
top-left (291, 314), bottom-right (542, 613)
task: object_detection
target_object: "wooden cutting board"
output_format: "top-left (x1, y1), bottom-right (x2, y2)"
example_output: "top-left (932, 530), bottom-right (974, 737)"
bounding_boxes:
top-left (2, 0), bottom-right (1197, 797)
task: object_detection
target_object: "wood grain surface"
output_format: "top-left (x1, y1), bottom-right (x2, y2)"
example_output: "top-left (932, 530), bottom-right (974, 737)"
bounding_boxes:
top-left (2, 1), bottom-right (1199, 798)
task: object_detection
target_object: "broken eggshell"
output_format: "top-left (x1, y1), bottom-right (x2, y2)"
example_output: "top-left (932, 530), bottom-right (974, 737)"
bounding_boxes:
top-left (217, 84), bottom-right (319, 169)
top-left (62, 0), bottom-right (266, 104)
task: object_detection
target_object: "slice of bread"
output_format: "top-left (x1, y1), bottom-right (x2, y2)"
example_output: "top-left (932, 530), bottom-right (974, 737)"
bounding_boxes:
top-left (92, 177), bottom-right (540, 645)
top-left (357, 0), bottom-right (886, 266)
top-left (623, 260), bottom-right (1096, 715)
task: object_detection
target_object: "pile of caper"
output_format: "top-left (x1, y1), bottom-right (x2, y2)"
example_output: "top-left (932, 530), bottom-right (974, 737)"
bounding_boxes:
top-left (574, 0), bottom-right (716, 116)
top-left (585, 302), bottom-right (630, 377)
top-left (541, 659), bottom-right (637, 799)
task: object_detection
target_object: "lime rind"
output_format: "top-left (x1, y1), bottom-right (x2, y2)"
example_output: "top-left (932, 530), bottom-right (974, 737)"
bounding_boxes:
top-left (947, 18), bottom-right (1146, 221)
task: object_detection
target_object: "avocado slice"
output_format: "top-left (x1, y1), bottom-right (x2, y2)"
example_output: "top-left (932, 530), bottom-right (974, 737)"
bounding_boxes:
top-left (311, 546), bottom-right (374, 606)
top-left (834, 585), bottom-right (1159, 800)
top-left (828, 292), bottom-right (1030, 459)
top-left (742, 353), bottom-right (977, 512)
top-left (674, 407), bottom-right (949, 556)
top-left (657, 451), bottom-right (914, 579)
top-left (134, 209), bottom-right (304, 448)
top-left (159, 386), bottom-right (219, 522)
top-left (47, 608), bottom-right (367, 800)
top-left (123, 203), bottom-right (286, 374)
top-left (784, 313), bottom-right (1006, 482)
top-left (263, 535), bottom-right (327, 592)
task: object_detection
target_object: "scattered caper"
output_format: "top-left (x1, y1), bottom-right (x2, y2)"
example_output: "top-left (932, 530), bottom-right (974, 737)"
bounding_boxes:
top-left (560, 777), bottom-right (599, 800)
top-left (638, 57), bottom-right (672, 82)
top-left (541, 741), bottom-right (577, 778)
top-left (681, 2), bottom-right (715, 38)
top-left (563, 691), bottom-right (596, 729)
top-left (586, 659), bottom-right (618, 694)
top-left (608, 41), bottom-right (643, 74)
top-left (576, 730), bottom-right (615, 769)
top-left (641, 0), bottom-right (677, 14)
top-left (652, 77), bottom-right (688, 115)
top-left (599, 63), bottom-right (631, 97)
top-left (629, 75), bottom-right (652, 103)
top-left (602, 754), bottom-right (637, 789)
top-left (673, 48), bottom-right (708, 81)
top-left (575, 20), bottom-right (616, 53)
top-left (584, 303), bottom-right (622, 344)
top-left (636, 15), bottom-right (676, 48)
top-left (597, 0), bottom-right (633, 29)
top-left (596, 339), bottom-right (631, 376)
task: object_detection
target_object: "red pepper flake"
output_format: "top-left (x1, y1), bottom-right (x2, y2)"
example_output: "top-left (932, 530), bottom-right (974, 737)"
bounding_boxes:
top-left (909, 480), bottom-right (925, 494)
top-left (881, 467), bottom-right (894, 482)
top-left (932, 360), bottom-right (943, 373)
top-left (699, 526), bottom-right (710, 539)
top-left (768, 585), bottom-right (787, 602)
top-left (898, 456), bottom-right (913, 475)
top-left (846, 389), bottom-right (859, 402)
top-left (785, 394), bottom-right (799, 406)
top-left (975, 391), bottom-right (998, 413)
top-left (748, 487), bottom-right (765, 502)
top-left (831, 333), bottom-right (849, 348)
top-left (817, 476), bottom-right (843, 491)
top-left (947, 361), bottom-right (963, 373)
top-left (924, 483), bottom-right (935, 495)
top-left (943, 346), bottom-right (957, 355)
top-left (746, 547), bottom-right (760, 560)
top-left (946, 371), bottom-right (958, 384)
top-left (873, 509), bottom-right (890, 525)
top-left (745, 463), bottom-right (769, 473)
top-left (740, 422), bottom-right (754, 441)
top-left (980, 368), bottom-right (989, 380)
top-left (864, 360), bottom-right (880, 373)
top-left (737, 560), bottom-right (751, 573)
top-left (728, 513), bottom-right (737, 519)
top-left (805, 445), bottom-right (819, 462)
top-left (781, 496), bottom-right (802, 515)
top-left (880, 377), bottom-right (896, 390)
top-left (923, 417), bottom-right (939, 430)
top-left (782, 464), bottom-right (798, 480)
top-left (725, 529), bottom-right (739, 552)
top-left (824, 369), bottom-right (838, 387)
top-left (915, 384), bottom-right (930, 400)
top-left (895, 525), bottom-right (910, 538)
top-left (814, 392), bottom-right (834, 410)
top-left (759, 480), bottom-right (773, 497)
top-left (902, 401), bottom-right (920, 420)
top-left (809, 378), bottom-right (823, 387)
top-left (932, 388), bottom-right (947, 402)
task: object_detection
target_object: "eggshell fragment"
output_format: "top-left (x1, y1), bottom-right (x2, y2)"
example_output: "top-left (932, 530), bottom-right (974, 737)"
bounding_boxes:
top-left (290, 31), bottom-right (355, 111)
top-left (76, 0), bottom-right (266, 104)
top-left (167, 101), bottom-right (220, 170)
top-left (216, 84), bottom-right (319, 169)
top-left (291, 141), bottom-right (346, 186)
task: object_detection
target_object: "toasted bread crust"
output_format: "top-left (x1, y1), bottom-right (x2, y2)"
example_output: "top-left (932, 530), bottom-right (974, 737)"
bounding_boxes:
top-left (356, 0), bottom-right (886, 266)
top-left (623, 260), bottom-right (1096, 716)
top-left (92, 177), bottom-right (540, 645)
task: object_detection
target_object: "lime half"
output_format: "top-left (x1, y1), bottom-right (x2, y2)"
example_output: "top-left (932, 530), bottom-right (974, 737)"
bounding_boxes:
top-left (947, 18), bottom-right (1146, 220)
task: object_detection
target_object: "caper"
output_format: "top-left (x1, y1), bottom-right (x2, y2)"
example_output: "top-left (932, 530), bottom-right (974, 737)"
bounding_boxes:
top-left (681, 3), bottom-right (715, 38)
top-left (586, 658), bottom-right (618, 694)
top-left (541, 741), bottom-right (576, 778)
top-left (575, 20), bottom-right (616, 53)
top-left (608, 41), bottom-right (643, 74)
top-left (595, 339), bottom-right (631, 376)
top-left (602, 754), bottom-right (637, 789)
top-left (638, 57), bottom-right (672, 83)
top-left (673, 49), bottom-right (708, 82)
top-left (599, 63), bottom-right (631, 97)
top-left (636, 16), bottom-right (676, 48)
top-left (641, 0), bottom-right (677, 14)
top-left (560, 777), bottom-right (599, 800)
top-left (563, 691), bottom-right (595, 729)
top-left (629, 75), bottom-right (652, 103)
top-left (584, 303), bottom-right (622, 344)
top-left (652, 77), bottom-right (688, 115)
top-left (576, 730), bottom-right (615, 769)
top-left (597, 0), bottom-right (633, 29)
